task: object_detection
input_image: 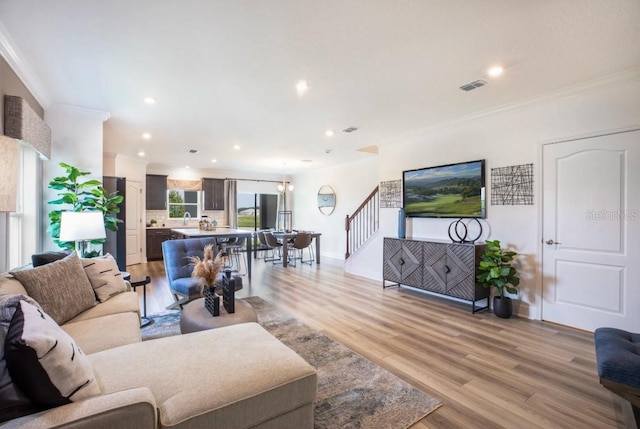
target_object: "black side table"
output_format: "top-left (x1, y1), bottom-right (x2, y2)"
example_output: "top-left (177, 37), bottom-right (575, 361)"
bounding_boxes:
top-left (122, 272), bottom-right (153, 327)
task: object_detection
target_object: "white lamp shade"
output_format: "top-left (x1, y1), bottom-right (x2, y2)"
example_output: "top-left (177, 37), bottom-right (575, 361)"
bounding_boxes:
top-left (59, 211), bottom-right (106, 241)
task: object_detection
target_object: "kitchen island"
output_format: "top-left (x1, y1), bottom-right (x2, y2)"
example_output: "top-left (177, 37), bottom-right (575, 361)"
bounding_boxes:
top-left (170, 228), bottom-right (253, 280)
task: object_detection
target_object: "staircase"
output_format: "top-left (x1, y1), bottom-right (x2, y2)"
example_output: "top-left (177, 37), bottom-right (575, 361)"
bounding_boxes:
top-left (345, 186), bottom-right (379, 259)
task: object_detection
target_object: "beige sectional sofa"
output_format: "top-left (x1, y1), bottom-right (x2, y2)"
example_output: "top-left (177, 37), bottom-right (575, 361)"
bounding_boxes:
top-left (0, 264), bottom-right (317, 428)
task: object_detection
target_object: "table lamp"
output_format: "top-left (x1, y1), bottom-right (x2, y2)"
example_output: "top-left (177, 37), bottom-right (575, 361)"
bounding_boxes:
top-left (59, 211), bottom-right (106, 257)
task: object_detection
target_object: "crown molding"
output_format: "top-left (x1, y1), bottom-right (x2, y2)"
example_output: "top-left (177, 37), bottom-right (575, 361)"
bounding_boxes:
top-left (48, 104), bottom-right (110, 122)
top-left (385, 67), bottom-right (640, 146)
top-left (0, 20), bottom-right (51, 108)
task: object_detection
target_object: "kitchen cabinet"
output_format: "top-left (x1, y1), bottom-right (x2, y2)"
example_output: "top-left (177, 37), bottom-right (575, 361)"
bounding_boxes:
top-left (146, 174), bottom-right (167, 210)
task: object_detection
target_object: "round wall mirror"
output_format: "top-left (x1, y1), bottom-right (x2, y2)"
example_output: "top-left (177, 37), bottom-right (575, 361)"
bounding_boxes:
top-left (317, 185), bottom-right (336, 216)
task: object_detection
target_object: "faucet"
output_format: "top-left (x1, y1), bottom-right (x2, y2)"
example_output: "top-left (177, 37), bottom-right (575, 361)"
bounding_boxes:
top-left (183, 212), bottom-right (191, 226)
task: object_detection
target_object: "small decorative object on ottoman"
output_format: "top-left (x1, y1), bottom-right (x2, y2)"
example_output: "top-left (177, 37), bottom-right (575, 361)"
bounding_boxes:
top-left (203, 286), bottom-right (220, 316)
top-left (190, 244), bottom-right (226, 316)
top-left (180, 298), bottom-right (257, 334)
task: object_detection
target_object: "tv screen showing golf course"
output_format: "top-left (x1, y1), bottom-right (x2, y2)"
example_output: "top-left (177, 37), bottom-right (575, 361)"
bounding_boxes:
top-left (403, 160), bottom-right (485, 218)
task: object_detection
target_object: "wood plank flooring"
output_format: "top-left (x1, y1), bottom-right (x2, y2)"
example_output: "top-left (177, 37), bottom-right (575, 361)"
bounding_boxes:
top-left (126, 257), bottom-right (632, 429)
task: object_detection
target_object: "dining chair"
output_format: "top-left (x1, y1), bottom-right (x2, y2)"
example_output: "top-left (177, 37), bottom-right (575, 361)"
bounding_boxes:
top-left (262, 231), bottom-right (283, 264)
top-left (219, 236), bottom-right (246, 275)
top-left (255, 230), bottom-right (270, 259)
top-left (287, 232), bottom-right (314, 267)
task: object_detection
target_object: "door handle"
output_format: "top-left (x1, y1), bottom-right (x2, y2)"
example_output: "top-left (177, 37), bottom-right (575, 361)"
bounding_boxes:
top-left (545, 239), bottom-right (562, 245)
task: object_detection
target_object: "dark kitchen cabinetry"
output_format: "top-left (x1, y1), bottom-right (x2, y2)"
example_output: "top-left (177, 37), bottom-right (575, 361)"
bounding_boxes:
top-left (202, 178), bottom-right (225, 211)
top-left (146, 228), bottom-right (171, 261)
top-left (146, 175), bottom-right (168, 210)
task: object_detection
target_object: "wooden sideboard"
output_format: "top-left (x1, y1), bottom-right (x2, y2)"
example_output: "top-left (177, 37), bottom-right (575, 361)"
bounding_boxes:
top-left (383, 237), bottom-right (489, 313)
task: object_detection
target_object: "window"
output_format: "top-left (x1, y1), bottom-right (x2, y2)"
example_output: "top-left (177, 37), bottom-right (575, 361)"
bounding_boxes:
top-left (168, 190), bottom-right (199, 219)
top-left (237, 193), bottom-right (277, 230)
top-left (4, 143), bottom-right (41, 271)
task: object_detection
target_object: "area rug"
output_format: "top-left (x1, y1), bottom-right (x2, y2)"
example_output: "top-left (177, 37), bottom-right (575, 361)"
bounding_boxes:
top-left (141, 297), bottom-right (441, 429)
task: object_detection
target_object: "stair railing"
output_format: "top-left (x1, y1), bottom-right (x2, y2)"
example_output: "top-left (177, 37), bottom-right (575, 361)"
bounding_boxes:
top-left (345, 186), bottom-right (379, 259)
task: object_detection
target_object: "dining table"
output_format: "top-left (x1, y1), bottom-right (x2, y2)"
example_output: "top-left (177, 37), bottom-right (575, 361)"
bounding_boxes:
top-left (170, 228), bottom-right (254, 280)
top-left (270, 231), bottom-right (322, 268)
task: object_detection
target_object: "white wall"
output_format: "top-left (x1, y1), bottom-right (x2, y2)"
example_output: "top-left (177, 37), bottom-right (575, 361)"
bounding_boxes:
top-left (292, 157), bottom-right (379, 260)
top-left (42, 107), bottom-right (108, 251)
top-left (311, 77), bottom-right (640, 319)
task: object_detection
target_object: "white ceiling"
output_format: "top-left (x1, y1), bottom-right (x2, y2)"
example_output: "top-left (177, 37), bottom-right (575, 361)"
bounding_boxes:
top-left (1, 0), bottom-right (639, 174)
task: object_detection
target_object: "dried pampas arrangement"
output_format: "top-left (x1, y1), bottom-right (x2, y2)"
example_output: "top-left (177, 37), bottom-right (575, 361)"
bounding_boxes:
top-left (190, 244), bottom-right (224, 294)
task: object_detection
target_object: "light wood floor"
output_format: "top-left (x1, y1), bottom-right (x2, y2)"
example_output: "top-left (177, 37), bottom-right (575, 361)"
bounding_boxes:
top-left (127, 256), bottom-right (632, 429)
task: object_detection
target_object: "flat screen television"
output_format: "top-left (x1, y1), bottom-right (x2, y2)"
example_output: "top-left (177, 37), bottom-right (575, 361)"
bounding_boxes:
top-left (403, 159), bottom-right (485, 218)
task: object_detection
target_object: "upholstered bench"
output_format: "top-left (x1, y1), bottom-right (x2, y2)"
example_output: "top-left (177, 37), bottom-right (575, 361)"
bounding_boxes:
top-left (594, 327), bottom-right (640, 426)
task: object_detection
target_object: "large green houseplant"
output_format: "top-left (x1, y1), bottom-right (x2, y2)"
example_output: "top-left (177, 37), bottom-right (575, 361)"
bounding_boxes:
top-left (48, 162), bottom-right (123, 257)
top-left (476, 239), bottom-right (520, 318)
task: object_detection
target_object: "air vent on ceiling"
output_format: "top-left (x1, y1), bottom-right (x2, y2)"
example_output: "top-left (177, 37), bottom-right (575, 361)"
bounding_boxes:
top-left (188, 149), bottom-right (198, 154)
top-left (342, 126), bottom-right (358, 133)
top-left (459, 79), bottom-right (487, 92)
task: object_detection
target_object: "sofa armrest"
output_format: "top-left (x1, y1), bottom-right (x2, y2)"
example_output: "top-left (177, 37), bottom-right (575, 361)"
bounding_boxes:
top-left (1, 388), bottom-right (157, 429)
top-left (124, 280), bottom-right (133, 292)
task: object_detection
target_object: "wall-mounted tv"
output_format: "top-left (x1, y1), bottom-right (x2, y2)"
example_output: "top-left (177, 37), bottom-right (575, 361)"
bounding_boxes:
top-left (403, 159), bottom-right (485, 218)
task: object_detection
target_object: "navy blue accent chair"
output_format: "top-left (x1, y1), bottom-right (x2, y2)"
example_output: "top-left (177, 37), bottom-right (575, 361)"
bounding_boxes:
top-left (162, 238), bottom-right (242, 310)
top-left (594, 327), bottom-right (640, 426)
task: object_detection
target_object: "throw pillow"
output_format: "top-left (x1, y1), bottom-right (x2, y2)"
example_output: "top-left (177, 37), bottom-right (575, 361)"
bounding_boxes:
top-left (5, 300), bottom-right (101, 406)
top-left (31, 251), bottom-right (71, 268)
top-left (81, 254), bottom-right (127, 302)
top-left (0, 295), bottom-right (44, 423)
top-left (10, 252), bottom-right (96, 324)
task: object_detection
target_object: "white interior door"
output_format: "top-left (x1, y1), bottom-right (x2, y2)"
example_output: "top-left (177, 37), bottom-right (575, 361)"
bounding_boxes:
top-left (542, 129), bottom-right (640, 332)
top-left (126, 180), bottom-right (142, 266)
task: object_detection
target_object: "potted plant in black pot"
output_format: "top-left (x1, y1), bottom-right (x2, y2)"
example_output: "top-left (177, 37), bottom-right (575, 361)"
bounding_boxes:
top-left (476, 239), bottom-right (520, 318)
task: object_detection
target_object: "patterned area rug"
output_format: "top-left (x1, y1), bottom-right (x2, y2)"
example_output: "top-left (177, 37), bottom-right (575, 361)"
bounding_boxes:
top-left (141, 297), bottom-right (441, 429)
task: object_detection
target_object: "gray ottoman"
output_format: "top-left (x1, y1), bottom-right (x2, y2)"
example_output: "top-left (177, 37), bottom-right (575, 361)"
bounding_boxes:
top-left (180, 298), bottom-right (257, 333)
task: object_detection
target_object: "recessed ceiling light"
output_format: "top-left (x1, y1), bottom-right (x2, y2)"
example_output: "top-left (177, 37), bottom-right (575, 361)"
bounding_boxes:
top-left (488, 66), bottom-right (504, 77)
top-left (142, 132), bottom-right (152, 140)
top-left (138, 151), bottom-right (145, 157)
top-left (325, 130), bottom-right (334, 137)
top-left (233, 144), bottom-right (241, 150)
top-left (211, 159), bottom-right (217, 163)
top-left (296, 80), bottom-right (308, 96)
top-left (185, 165), bottom-right (190, 169)
top-left (144, 97), bottom-right (157, 105)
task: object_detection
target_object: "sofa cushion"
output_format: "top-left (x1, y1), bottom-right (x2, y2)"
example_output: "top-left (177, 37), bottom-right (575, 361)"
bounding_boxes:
top-left (90, 322), bottom-right (317, 428)
top-left (10, 252), bottom-right (96, 324)
top-left (0, 295), bottom-right (44, 423)
top-left (62, 312), bottom-right (142, 355)
top-left (5, 300), bottom-right (101, 406)
top-left (65, 291), bottom-right (140, 324)
top-left (81, 254), bottom-right (127, 302)
top-left (0, 274), bottom-right (28, 297)
top-left (31, 251), bottom-right (71, 268)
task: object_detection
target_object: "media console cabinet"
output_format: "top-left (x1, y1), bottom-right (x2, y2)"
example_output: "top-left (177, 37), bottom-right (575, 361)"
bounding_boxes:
top-left (383, 237), bottom-right (489, 313)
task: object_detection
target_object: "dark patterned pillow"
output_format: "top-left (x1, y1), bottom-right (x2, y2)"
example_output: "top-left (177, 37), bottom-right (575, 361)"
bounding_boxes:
top-left (0, 295), bottom-right (44, 423)
top-left (31, 251), bottom-right (71, 267)
top-left (10, 252), bottom-right (96, 324)
top-left (81, 254), bottom-right (127, 302)
top-left (5, 299), bottom-right (101, 406)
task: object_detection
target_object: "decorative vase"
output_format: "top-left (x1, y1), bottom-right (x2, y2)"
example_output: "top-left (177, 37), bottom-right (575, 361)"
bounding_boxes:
top-left (398, 208), bottom-right (406, 239)
top-left (492, 296), bottom-right (513, 319)
top-left (221, 271), bottom-right (235, 314)
top-left (203, 285), bottom-right (220, 316)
